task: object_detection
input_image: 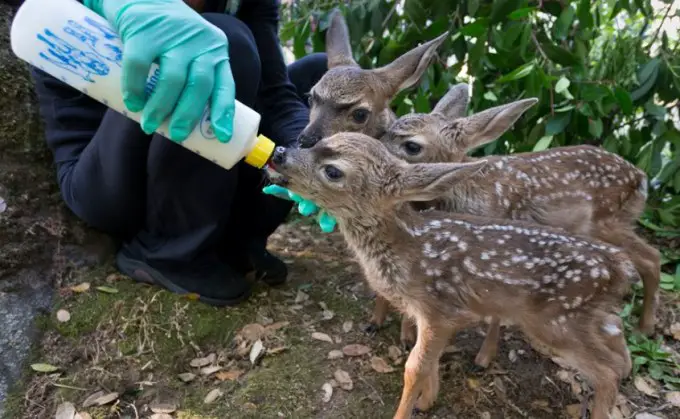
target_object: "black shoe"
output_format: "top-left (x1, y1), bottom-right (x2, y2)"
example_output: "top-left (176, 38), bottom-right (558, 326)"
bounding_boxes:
top-left (116, 244), bottom-right (252, 307)
top-left (248, 245), bottom-right (288, 286)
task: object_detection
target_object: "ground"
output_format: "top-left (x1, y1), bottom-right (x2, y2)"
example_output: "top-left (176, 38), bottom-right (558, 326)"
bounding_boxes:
top-left (1, 3), bottom-right (680, 419)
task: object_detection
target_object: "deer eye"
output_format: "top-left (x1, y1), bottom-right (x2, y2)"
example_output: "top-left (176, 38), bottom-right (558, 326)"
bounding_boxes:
top-left (351, 108), bottom-right (370, 124)
top-left (323, 165), bottom-right (344, 181)
top-left (403, 141), bottom-right (422, 155)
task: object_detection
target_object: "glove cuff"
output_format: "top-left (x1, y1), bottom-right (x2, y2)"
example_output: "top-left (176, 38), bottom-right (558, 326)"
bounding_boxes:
top-left (82, 0), bottom-right (107, 16)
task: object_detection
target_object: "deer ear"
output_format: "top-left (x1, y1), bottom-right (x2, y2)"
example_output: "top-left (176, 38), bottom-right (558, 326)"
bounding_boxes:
top-left (398, 160), bottom-right (487, 202)
top-left (325, 9), bottom-right (357, 68)
top-left (456, 98), bottom-right (538, 152)
top-left (374, 32), bottom-right (449, 96)
top-left (432, 83), bottom-right (470, 119)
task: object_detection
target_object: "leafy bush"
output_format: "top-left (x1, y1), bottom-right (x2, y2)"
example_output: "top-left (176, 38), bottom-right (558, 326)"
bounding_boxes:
top-left (279, 0), bottom-right (680, 233)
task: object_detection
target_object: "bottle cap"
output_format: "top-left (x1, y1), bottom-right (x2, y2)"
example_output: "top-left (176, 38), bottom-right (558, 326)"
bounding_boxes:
top-left (245, 134), bottom-right (275, 168)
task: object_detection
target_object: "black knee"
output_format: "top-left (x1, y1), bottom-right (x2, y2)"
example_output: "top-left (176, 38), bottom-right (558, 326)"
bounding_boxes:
top-left (201, 13), bottom-right (261, 107)
top-left (287, 53), bottom-right (328, 100)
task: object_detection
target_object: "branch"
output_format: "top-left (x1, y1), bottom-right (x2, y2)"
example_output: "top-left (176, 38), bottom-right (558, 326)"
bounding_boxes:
top-left (645, 4), bottom-right (672, 51)
top-left (531, 31), bottom-right (554, 115)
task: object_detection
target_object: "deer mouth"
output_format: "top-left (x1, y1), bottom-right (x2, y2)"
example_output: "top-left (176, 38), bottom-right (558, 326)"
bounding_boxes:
top-left (264, 163), bottom-right (289, 187)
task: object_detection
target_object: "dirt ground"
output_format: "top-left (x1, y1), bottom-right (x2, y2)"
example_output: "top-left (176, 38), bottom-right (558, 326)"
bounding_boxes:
top-left (1, 3), bottom-right (679, 419)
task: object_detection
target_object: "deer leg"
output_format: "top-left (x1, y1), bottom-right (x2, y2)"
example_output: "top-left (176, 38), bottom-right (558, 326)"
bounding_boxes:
top-left (400, 315), bottom-right (417, 349)
top-left (394, 319), bottom-right (452, 419)
top-left (474, 317), bottom-right (501, 368)
top-left (367, 295), bottom-right (391, 334)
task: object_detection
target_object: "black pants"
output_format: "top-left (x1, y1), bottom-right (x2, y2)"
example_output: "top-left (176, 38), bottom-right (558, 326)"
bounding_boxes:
top-left (52, 14), bottom-right (327, 265)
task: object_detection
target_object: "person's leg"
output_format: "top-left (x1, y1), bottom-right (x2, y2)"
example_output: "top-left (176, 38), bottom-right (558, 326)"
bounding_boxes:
top-left (116, 13), bottom-right (263, 306)
top-left (223, 53), bottom-right (329, 285)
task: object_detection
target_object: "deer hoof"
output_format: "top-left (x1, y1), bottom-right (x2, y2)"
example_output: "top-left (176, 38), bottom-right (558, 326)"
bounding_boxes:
top-left (363, 322), bottom-right (380, 336)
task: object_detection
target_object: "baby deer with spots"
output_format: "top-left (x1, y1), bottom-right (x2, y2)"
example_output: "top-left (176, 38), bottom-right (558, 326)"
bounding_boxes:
top-left (298, 10), bottom-right (448, 148)
top-left (375, 84), bottom-right (660, 366)
top-left (268, 133), bottom-right (635, 419)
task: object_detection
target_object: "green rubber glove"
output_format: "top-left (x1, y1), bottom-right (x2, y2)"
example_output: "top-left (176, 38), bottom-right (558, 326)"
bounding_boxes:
top-left (84, 0), bottom-right (235, 143)
top-left (262, 185), bottom-right (337, 233)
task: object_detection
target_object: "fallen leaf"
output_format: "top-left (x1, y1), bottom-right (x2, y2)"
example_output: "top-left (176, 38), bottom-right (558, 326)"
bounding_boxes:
top-left (31, 363), bottom-right (59, 373)
top-left (531, 400), bottom-right (551, 413)
top-left (635, 414), bottom-right (662, 419)
top-left (388, 345), bottom-right (402, 362)
top-left (95, 286), bottom-right (118, 294)
top-left (56, 309), bottom-right (71, 323)
top-left (467, 378), bottom-right (480, 390)
top-left (200, 366), bottom-right (222, 376)
top-left (266, 346), bottom-right (287, 355)
top-left (250, 339), bottom-right (265, 365)
top-left (508, 349), bottom-right (518, 363)
top-left (633, 376), bottom-right (659, 398)
top-left (240, 323), bottom-right (266, 342)
top-left (342, 321), bottom-right (353, 333)
top-left (294, 290), bottom-right (309, 303)
top-left (150, 401), bottom-right (177, 414)
top-left (82, 391), bottom-right (105, 408)
top-left (312, 332), bottom-right (333, 343)
top-left (342, 344), bottom-right (371, 357)
top-left (149, 414), bottom-right (173, 419)
top-left (93, 392), bottom-right (119, 406)
top-left (334, 369), bottom-right (353, 391)
top-left (327, 350), bottom-right (344, 360)
top-left (70, 282), bottom-right (90, 293)
top-left (665, 391), bottom-right (680, 407)
top-left (215, 369), bottom-right (244, 381)
top-left (243, 402), bottom-right (257, 410)
top-left (178, 372), bottom-right (196, 383)
top-left (204, 389), bottom-right (223, 404)
top-left (609, 406), bottom-right (625, 419)
top-left (565, 404), bottom-right (581, 419)
top-left (321, 310), bottom-right (335, 320)
top-left (74, 413), bottom-right (92, 419)
top-left (55, 401), bottom-right (76, 419)
top-left (670, 323), bottom-right (680, 341)
top-left (480, 413), bottom-right (491, 419)
top-left (370, 356), bottom-right (395, 373)
top-left (321, 382), bottom-right (333, 403)
top-left (190, 353), bottom-right (216, 368)
top-left (105, 273), bottom-right (125, 282)
top-left (265, 321), bottom-right (290, 332)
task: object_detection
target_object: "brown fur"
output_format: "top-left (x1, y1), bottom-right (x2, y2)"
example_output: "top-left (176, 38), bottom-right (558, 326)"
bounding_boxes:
top-left (376, 86), bottom-right (659, 365)
top-left (271, 134), bottom-right (635, 419)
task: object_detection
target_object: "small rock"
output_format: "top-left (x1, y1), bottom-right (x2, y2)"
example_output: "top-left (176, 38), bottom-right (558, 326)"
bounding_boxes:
top-left (480, 413), bottom-right (491, 419)
top-left (178, 372), bottom-right (196, 382)
top-left (200, 366), bottom-right (222, 376)
top-left (327, 350), bottom-right (344, 360)
top-left (670, 323), bottom-right (680, 341)
top-left (342, 344), bottom-right (371, 357)
top-left (240, 324), bottom-right (266, 342)
top-left (74, 413), bottom-right (92, 419)
top-left (334, 369), bottom-right (353, 391)
top-left (190, 353), bottom-right (216, 368)
top-left (321, 310), bottom-right (335, 320)
top-left (250, 339), bottom-right (265, 365)
top-left (388, 345), bottom-right (402, 362)
top-left (56, 309), bottom-right (71, 323)
top-left (370, 356), bottom-right (395, 373)
top-left (55, 402), bottom-right (76, 419)
top-left (149, 414), bottom-right (173, 419)
top-left (204, 389), bottom-right (223, 404)
top-left (635, 414), bottom-right (663, 419)
top-left (508, 349), bottom-right (517, 363)
top-left (294, 290), bottom-right (309, 303)
top-left (342, 321), bottom-right (353, 333)
top-left (633, 376), bottom-right (659, 398)
top-left (312, 332), bottom-right (333, 343)
top-left (321, 382), bottom-right (333, 403)
top-left (149, 401), bottom-right (177, 414)
top-left (565, 404), bottom-right (581, 419)
top-left (665, 391), bottom-right (680, 407)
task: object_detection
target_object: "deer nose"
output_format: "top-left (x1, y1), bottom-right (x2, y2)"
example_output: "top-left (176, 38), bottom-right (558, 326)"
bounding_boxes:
top-left (298, 133), bottom-right (321, 149)
top-left (271, 146), bottom-right (287, 166)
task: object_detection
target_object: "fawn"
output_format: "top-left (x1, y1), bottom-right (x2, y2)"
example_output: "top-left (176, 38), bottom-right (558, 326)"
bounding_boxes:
top-left (376, 84), bottom-right (659, 367)
top-left (298, 10), bottom-right (448, 148)
top-left (268, 133), bottom-right (635, 419)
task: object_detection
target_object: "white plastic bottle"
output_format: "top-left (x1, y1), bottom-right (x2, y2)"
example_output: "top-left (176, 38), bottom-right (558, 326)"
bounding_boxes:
top-left (10, 0), bottom-right (275, 169)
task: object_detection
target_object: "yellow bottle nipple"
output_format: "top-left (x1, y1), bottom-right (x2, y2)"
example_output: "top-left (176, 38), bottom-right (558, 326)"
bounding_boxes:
top-left (244, 134), bottom-right (275, 169)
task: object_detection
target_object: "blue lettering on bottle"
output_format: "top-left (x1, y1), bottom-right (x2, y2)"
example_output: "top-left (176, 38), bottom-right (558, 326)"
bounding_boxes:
top-left (199, 108), bottom-right (217, 140)
top-left (64, 18), bottom-right (122, 66)
top-left (37, 29), bottom-right (109, 82)
top-left (144, 67), bottom-right (161, 97)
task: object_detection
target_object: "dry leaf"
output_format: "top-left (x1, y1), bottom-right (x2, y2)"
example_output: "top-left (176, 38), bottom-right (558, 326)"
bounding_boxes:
top-left (204, 389), bottom-right (223, 404)
top-left (150, 401), bottom-right (177, 414)
top-left (508, 349), bottom-right (518, 363)
top-left (267, 346), bottom-right (287, 355)
top-left (334, 369), bottom-right (353, 391)
top-left (321, 382), bottom-right (333, 403)
top-left (74, 412), bottom-right (92, 419)
top-left (635, 414), bottom-right (663, 419)
top-left (243, 402), bottom-right (257, 410)
top-left (240, 323), bottom-right (266, 342)
top-left (95, 286), bottom-right (118, 294)
top-left (93, 392), bottom-right (119, 406)
top-left (82, 391), bottom-right (105, 408)
top-left (294, 290), bottom-right (309, 303)
top-left (70, 282), bottom-right (90, 293)
top-left (55, 401), bottom-right (76, 419)
top-left (480, 413), bottom-right (491, 419)
top-left (609, 406), bottom-right (625, 419)
top-left (633, 376), bottom-right (659, 398)
top-left (321, 310), bottom-right (335, 320)
top-left (342, 344), bottom-right (371, 357)
top-left (342, 321), bottom-right (353, 333)
top-left (250, 339), bottom-right (265, 365)
top-left (190, 353), bottom-right (216, 368)
top-left (665, 391), bottom-right (680, 407)
top-left (56, 309), bottom-right (71, 323)
top-left (200, 366), bottom-right (222, 376)
top-left (388, 345), bottom-right (402, 362)
top-left (105, 273), bottom-right (125, 282)
top-left (327, 350), bottom-right (344, 360)
top-left (149, 414), bottom-right (173, 419)
top-left (178, 372), bottom-right (196, 383)
top-left (565, 404), bottom-right (581, 419)
top-left (265, 321), bottom-right (290, 332)
top-left (312, 332), bottom-right (333, 343)
top-left (216, 369), bottom-right (244, 381)
top-left (31, 363), bottom-right (59, 373)
top-left (670, 323), bottom-right (680, 341)
top-left (467, 378), bottom-right (480, 390)
top-left (370, 356), bottom-right (395, 373)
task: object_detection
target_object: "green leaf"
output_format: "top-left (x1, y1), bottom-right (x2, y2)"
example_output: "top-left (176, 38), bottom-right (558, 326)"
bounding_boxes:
top-left (459, 19), bottom-right (489, 37)
top-left (539, 41), bottom-right (581, 67)
top-left (553, 5), bottom-right (576, 40)
top-left (555, 76), bottom-right (571, 93)
top-left (96, 286), bottom-right (119, 294)
top-left (661, 273), bottom-right (675, 284)
top-left (31, 363), bottom-right (59, 373)
top-left (588, 118), bottom-right (603, 138)
top-left (495, 61), bottom-right (536, 83)
top-left (577, 0), bottom-right (594, 30)
top-left (614, 87), bottom-right (634, 115)
top-left (545, 111), bottom-right (572, 135)
top-left (508, 7), bottom-right (536, 20)
top-left (631, 58), bottom-right (661, 101)
top-left (579, 84), bottom-right (610, 102)
top-left (467, 0), bottom-right (480, 16)
top-left (483, 91), bottom-right (498, 101)
top-left (533, 136), bottom-right (554, 151)
top-left (293, 19), bottom-right (311, 59)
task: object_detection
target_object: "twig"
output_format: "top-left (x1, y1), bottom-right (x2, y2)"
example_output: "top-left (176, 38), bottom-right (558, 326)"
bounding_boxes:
top-left (531, 31), bottom-right (554, 114)
top-left (50, 382), bottom-right (89, 391)
top-left (645, 4), bottom-right (673, 51)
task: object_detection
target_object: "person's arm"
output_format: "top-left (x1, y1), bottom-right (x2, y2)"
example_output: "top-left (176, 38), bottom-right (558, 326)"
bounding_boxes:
top-left (239, 0), bottom-right (309, 147)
